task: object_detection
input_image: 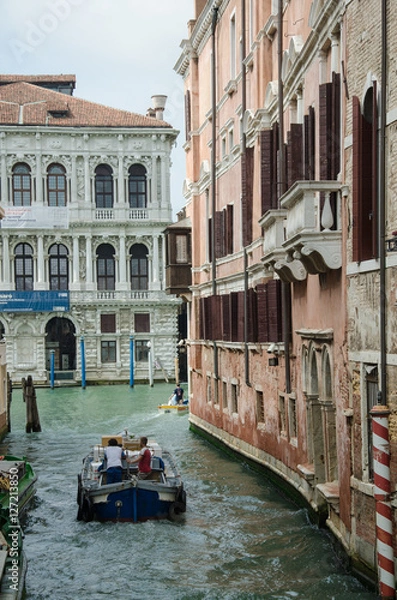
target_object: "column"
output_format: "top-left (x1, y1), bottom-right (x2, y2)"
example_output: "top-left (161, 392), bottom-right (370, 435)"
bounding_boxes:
top-left (35, 134), bottom-right (43, 205)
top-left (70, 235), bottom-right (80, 290)
top-left (0, 135), bottom-right (7, 205)
top-left (36, 235), bottom-right (45, 289)
top-left (152, 234), bottom-right (160, 290)
top-left (151, 154), bottom-right (157, 206)
top-left (118, 232), bottom-right (128, 290)
top-left (71, 155), bottom-right (77, 204)
top-left (1, 234), bottom-right (10, 289)
top-left (84, 155), bottom-right (90, 205)
top-left (85, 234), bottom-right (94, 290)
top-left (118, 155), bottom-right (125, 206)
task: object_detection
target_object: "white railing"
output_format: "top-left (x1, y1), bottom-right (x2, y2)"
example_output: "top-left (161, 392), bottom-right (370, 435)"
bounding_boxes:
top-left (70, 290), bottom-right (180, 304)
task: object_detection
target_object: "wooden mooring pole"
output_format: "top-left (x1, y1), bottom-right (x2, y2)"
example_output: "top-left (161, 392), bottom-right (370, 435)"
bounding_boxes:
top-left (23, 375), bottom-right (42, 433)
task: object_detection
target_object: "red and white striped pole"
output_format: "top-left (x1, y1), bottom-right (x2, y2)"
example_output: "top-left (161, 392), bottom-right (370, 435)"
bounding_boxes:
top-left (370, 405), bottom-right (396, 599)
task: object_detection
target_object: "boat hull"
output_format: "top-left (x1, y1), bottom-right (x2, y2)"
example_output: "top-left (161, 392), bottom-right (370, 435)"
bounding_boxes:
top-left (77, 447), bottom-right (186, 523)
top-left (157, 404), bottom-right (188, 414)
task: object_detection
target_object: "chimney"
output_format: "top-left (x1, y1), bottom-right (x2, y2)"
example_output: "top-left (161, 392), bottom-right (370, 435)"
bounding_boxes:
top-left (151, 95), bottom-right (167, 120)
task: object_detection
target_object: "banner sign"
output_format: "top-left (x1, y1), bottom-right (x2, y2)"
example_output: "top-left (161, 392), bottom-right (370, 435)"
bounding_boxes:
top-left (0, 291), bottom-right (70, 313)
top-left (0, 206), bottom-right (69, 229)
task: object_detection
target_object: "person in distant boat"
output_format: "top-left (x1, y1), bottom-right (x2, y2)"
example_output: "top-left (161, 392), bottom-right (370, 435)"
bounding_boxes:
top-left (128, 436), bottom-right (152, 479)
top-left (173, 384), bottom-right (184, 405)
top-left (99, 438), bottom-right (126, 484)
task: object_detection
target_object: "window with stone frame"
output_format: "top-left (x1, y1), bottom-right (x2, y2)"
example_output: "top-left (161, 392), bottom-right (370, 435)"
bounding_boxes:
top-left (95, 164), bottom-right (114, 208)
top-left (130, 244), bottom-right (148, 290)
top-left (97, 244), bottom-right (115, 290)
top-left (47, 163), bottom-right (67, 206)
top-left (15, 242), bottom-right (33, 290)
top-left (135, 340), bottom-right (149, 362)
top-left (12, 163), bottom-right (31, 206)
top-left (49, 243), bottom-right (69, 290)
top-left (101, 340), bottom-right (116, 363)
top-left (128, 164), bottom-right (147, 208)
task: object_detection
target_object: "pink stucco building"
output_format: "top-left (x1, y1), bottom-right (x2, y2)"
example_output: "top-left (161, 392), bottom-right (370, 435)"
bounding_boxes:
top-left (172, 0), bottom-right (397, 592)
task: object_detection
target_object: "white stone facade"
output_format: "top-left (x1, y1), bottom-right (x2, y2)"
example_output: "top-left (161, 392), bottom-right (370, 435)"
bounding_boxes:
top-left (0, 79), bottom-right (181, 385)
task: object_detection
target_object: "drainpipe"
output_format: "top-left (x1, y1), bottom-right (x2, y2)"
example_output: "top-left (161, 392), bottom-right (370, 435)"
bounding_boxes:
top-left (211, 6), bottom-right (218, 297)
top-left (241, 0), bottom-right (251, 387)
top-left (277, 0), bottom-right (291, 393)
top-left (379, 0), bottom-right (386, 404)
top-left (211, 6), bottom-right (219, 380)
top-left (375, 3), bottom-right (395, 598)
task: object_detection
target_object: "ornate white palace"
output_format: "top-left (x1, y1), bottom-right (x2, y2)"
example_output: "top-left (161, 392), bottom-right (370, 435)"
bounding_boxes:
top-left (0, 75), bottom-right (181, 385)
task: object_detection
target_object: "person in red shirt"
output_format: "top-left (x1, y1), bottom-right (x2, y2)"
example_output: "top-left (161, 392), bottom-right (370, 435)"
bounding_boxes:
top-left (128, 436), bottom-right (152, 479)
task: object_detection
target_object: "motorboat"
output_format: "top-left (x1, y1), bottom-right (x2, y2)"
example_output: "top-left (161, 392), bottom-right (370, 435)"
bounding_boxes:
top-left (76, 434), bottom-right (186, 523)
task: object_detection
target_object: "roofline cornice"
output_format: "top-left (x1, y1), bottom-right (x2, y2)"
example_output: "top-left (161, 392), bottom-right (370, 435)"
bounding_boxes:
top-left (174, 0), bottom-right (228, 77)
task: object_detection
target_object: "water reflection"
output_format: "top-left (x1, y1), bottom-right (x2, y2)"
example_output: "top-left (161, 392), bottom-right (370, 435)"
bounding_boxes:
top-left (3, 383), bottom-right (376, 600)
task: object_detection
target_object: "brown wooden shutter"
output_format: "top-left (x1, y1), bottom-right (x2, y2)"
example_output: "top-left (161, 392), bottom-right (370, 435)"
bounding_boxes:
top-left (242, 147), bottom-right (254, 247)
top-left (304, 106), bottom-right (315, 180)
top-left (256, 284), bottom-right (268, 342)
top-left (230, 292), bottom-right (239, 341)
top-left (331, 72), bottom-right (341, 180)
top-left (371, 81), bottom-right (378, 258)
top-left (222, 294), bottom-right (230, 341)
top-left (134, 313), bottom-right (150, 332)
top-left (246, 287), bottom-right (257, 343)
top-left (319, 82), bottom-right (333, 180)
top-left (208, 217), bottom-right (212, 262)
top-left (226, 204), bottom-right (234, 255)
top-left (287, 123), bottom-right (303, 188)
top-left (261, 129), bottom-right (273, 215)
top-left (256, 280), bottom-right (283, 342)
top-left (352, 95), bottom-right (361, 261)
top-left (101, 313), bottom-right (116, 333)
top-left (215, 211), bottom-right (224, 258)
top-left (267, 280), bottom-right (283, 341)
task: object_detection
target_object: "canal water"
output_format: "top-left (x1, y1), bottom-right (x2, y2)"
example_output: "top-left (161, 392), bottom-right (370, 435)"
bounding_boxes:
top-left (3, 383), bottom-right (377, 600)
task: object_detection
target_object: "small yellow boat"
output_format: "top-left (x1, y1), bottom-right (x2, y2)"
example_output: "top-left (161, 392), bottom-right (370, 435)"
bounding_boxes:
top-left (158, 403), bottom-right (189, 414)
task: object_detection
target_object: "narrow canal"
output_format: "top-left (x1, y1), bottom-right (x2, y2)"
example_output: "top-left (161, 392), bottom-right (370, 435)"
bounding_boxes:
top-left (3, 383), bottom-right (376, 600)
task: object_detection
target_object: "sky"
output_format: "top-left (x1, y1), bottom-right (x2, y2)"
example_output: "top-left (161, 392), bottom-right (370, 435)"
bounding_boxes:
top-left (0, 0), bottom-right (194, 216)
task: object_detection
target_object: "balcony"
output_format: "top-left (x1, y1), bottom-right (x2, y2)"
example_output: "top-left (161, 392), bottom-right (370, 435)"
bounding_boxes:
top-left (260, 181), bottom-right (342, 282)
top-left (69, 289), bottom-right (179, 305)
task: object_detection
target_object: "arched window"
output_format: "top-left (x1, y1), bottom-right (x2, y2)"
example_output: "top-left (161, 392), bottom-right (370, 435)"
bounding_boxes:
top-left (15, 243), bottom-right (33, 290)
top-left (12, 163), bottom-right (31, 206)
top-left (49, 244), bottom-right (69, 290)
top-left (130, 244), bottom-right (148, 290)
top-left (97, 244), bottom-right (115, 290)
top-left (47, 164), bottom-right (67, 206)
top-left (95, 165), bottom-right (113, 208)
top-left (128, 164), bottom-right (147, 208)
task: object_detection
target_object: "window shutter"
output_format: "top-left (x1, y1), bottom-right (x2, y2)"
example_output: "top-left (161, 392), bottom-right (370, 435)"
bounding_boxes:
top-left (267, 280), bottom-right (283, 342)
top-left (230, 292), bottom-right (239, 341)
top-left (241, 147), bottom-right (254, 247)
top-left (222, 294), bottom-right (231, 341)
top-left (331, 72), bottom-right (341, 180)
top-left (287, 123), bottom-right (303, 187)
top-left (101, 313), bottom-right (116, 333)
top-left (226, 204), bottom-right (234, 255)
top-left (215, 211), bottom-right (224, 258)
top-left (303, 106), bottom-right (315, 180)
top-left (319, 82), bottom-right (333, 180)
top-left (371, 81), bottom-right (378, 258)
top-left (237, 291), bottom-right (245, 342)
top-left (246, 288), bottom-right (257, 343)
top-left (134, 313), bottom-right (150, 333)
top-left (352, 95), bottom-right (361, 261)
